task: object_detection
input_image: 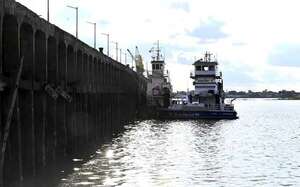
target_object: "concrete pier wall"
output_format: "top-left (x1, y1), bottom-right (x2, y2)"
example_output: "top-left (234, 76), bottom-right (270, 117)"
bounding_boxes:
top-left (0, 0), bottom-right (147, 185)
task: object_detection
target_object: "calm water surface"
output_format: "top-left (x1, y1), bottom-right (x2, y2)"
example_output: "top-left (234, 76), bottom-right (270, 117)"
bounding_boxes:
top-left (58, 99), bottom-right (300, 186)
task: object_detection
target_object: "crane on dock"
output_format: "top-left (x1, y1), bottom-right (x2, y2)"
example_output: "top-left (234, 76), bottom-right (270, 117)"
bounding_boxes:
top-left (135, 46), bottom-right (145, 74)
top-left (127, 49), bottom-right (135, 69)
top-left (127, 46), bottom-right (145, 74)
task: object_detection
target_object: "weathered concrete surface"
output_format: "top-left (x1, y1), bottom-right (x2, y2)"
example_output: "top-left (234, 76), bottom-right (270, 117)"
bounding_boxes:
top-left (0, 0), bottom-right (147, 186)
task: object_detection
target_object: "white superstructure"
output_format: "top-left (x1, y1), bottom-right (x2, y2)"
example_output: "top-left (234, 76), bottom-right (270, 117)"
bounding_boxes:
top-left (190, 52), bottom-right (224, 108)
top-left (147, 41), bottom-right (172, 107)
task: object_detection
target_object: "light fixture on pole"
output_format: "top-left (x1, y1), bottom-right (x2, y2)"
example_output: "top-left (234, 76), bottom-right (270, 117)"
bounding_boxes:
top-left (101, 33), bottom-right (110, 56)
top-left (67, 5), bottom-right (79, 38)
top-left (87, 21), bottom-right (96, 48)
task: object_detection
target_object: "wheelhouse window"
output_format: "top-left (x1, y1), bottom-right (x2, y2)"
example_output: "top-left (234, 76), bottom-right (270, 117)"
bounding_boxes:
top-left (196, 66), bottom-right (201, 71)
top-left (209, 66), bottom-right (215, 71)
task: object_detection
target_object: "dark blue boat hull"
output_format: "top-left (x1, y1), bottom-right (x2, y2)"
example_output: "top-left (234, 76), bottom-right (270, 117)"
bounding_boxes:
top-left (158, 109), bottom-right (238, 120)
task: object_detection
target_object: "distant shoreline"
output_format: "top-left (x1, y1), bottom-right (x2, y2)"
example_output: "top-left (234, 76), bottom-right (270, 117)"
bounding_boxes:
top-left (226, 96), bottom-right (300, 100)
top-left (225, 90), bottom-right (300, 100)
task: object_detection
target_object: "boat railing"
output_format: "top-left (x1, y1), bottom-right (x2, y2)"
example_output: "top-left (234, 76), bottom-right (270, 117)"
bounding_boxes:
top-left (169, 101), bottom-right (235, 111)
top-left (205, 104), bottom-right (220, 110)
top-left (203, 104), bottom-right (234, 111)
top-left (224, 104), bottom-right (234, 111)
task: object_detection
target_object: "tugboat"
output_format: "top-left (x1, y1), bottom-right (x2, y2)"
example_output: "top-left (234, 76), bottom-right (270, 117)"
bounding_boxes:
top-left (158, 52), bottom-right (238, 119)
top-left (146, 41), bottom-right (173, 108)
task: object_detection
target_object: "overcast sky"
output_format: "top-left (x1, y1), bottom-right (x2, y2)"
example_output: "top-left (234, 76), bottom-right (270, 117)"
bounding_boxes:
top-left (17, 0), bottom-right (300, 91)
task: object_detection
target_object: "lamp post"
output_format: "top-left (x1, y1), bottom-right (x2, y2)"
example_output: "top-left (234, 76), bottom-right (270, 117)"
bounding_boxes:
top-left (101, 33), bottom-right (110, 56)
top-left (120, 51), bottom-right (128, 65)
top-left (47, 0), bottom-right (49, 22)
top-left (111, 41), bottom-right (118, 61)
top-left (67, 5), bottom-right (78, 38)
top-left (120, 48), bottom-right (122, 63)
top-left (87, 21), bottom-right (96, 48)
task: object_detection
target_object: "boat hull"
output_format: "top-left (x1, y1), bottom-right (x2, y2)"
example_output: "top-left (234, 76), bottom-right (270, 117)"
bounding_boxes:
top-left (157, 109), bottom-right (238, 120)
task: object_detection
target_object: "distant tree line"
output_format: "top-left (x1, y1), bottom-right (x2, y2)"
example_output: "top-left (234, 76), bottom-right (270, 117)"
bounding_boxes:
top-left (226, 89), bottom-right (300, 99)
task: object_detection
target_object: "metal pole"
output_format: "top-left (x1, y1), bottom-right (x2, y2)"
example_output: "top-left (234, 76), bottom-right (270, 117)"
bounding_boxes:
top-left (76, 7), bottom-right (78, 38)
top-left (101, 33), bottom-right (110, 56)
top-left (94, 23), bottom-right (96, 49)
top-left (111, 41), bottom-right (118, 61)
top-left (47, 0), bottom-right (49, 22)
top-left (120, 49), bottom-right (122, 63)
top-left (107, 34), bottom-right (110, 56)
top-left (87, 22), bottom-right (96, 48)
top-left (67, 6), bottom-right (79, 38)
top-left (116, 42), bottom-right (118, 61)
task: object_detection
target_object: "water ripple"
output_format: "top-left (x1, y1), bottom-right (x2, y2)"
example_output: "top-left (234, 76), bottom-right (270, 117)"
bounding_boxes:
top-left (59, 99), bottom-right (300, 187)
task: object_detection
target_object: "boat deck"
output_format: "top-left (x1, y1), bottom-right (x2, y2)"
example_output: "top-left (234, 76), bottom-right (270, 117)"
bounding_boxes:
top-left (157, 104), bottom-right (238, 120)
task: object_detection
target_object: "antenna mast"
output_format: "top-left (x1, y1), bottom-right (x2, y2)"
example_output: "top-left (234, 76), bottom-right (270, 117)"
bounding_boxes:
top-left (157, 40), bottom-right (160, 61)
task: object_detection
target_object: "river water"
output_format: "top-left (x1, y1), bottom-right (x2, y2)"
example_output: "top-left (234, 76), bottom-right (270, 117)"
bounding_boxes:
top-left (58, 99), bottom-right (300, 187)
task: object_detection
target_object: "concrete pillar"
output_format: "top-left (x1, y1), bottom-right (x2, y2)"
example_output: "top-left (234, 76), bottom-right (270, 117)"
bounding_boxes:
top-left (100, 59), bottom-right (104, 87)
top-left (20, 22), bottom-right (36, 179)
top-left (83, 54), bottom-right (88, 92)
top-left (66, 45), bottom-right (74, 154)
top-left (109, 64), bottom-right (112, 86)
top-left (57, 42), bottom-right (67, 156)
top-left (46, 36), bottom-right (57, 163)
top-left (91, 58), bottom-right (95, 93)
top-left (96, 93), bottom-right (99, 140)
top-left (71, 49), bottom-right (77, 150)
top-left (105, 62), bottom-right (108, 86)
top-left (0, 13), bottom-right (3, 73)
top-left (95, 60), bottom-right (98, 92)
top-left (98, 59), bottom-right (101, 91)
top-left (96, 59), bottom-right (100, 92)
top-left (101, 93), bottom-right (105, 138)
top-left (0, 14), bottom-right (2, 176)
top-left (75, 50), bottom-right (82, 148)
top-left (0, 12), bottom-right (3, 155)
top-left (34, 30), bottom-right (46, 172)
top-left (104, 62), bottom-right (107, 86)
top-left (76, 50), bottom-right (82, 93)
top-left (32, 28), bottom-right (36, 176)
top-left (0, 3), bottom-right (2, 81)
top-left (88, 55), bottom-right (92, 92)
top-left (107, 62), bottom-right (110, 86)
top-left (43, 34), bottom-right (48, 169)
top-left (94, 60), bottom-right (97, 92)
top-left (82, 54), bottom-right (88, 143)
